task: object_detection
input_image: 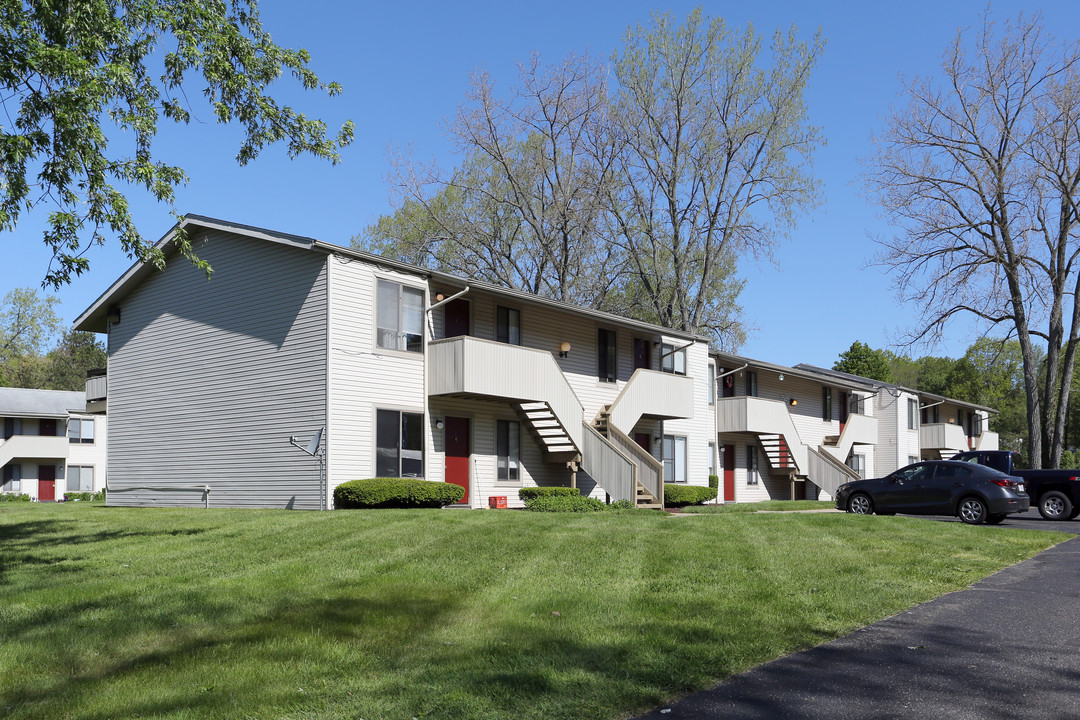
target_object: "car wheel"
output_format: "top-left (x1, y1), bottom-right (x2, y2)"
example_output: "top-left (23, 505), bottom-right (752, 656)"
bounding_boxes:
top-left (985, 514), bottom-right (1007, 525)
top-left (958, 496), bottom-right (987, 525)
top-left (847, 493), bottom-right (873, 515)
top-left (1038, 491), bottom-right (1073, 521)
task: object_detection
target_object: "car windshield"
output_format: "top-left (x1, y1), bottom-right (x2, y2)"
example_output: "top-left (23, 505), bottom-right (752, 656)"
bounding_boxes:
top-left (894, 465), bottom-right (931, 482)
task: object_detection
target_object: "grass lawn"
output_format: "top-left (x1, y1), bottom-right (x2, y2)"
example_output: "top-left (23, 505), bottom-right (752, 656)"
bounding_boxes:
top-left (0, 503), bottom-right (1067, 720)
top-left (682, 500), bottom-right (836, 513)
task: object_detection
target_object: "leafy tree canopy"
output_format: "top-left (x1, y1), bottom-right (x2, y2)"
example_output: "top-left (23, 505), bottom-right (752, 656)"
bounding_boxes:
top-left (833, 341), bottom-right (892, 382)
top-left (0, 0), bottom-right (354, 287)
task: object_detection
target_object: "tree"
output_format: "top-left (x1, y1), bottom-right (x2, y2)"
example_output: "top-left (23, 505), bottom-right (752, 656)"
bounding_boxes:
top-left (834, 341), bottom-right (892, 382)
top-left (607, 10), bottom-right (825, 344)
top-left (868, 12), bottom-right (1080, 468)
top-left (0, 288), bottom-right (61, 364)
top-left (42, 330), bottom-right (108, 391)
top-left (1, 1), bottom-right (354, 287)
top-left (361, 10), bottom-right (825, 349)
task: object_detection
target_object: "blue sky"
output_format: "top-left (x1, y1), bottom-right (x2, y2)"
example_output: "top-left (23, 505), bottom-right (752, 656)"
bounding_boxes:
top-left (3, 0), bottom-right (1074, 368)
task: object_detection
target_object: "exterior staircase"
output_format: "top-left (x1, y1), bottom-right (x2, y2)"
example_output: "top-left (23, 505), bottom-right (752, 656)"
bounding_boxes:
top-left (758, 433), bottom-right (797, 474)
top-left (517, 401), bottom-right (579, 462)
top-left (593, 407), bottom-right (664, 509)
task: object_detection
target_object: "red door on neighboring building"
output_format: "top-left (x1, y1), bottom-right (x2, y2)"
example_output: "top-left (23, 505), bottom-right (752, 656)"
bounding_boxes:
top-left (444, 416), bottom-right (470, 504)
top-left (839, 393), bottom-right (848, 433)
top-left (633, 338), bottom-right (650, 371)
top-left (444, 299), bottom-right (470, 338)
top-left (720, 370), bottom-right (736, 398)
top-left (722, 444), bottom-right (735, 501)
top-left (39, 419), bottom-right (56, 436)
top-left (38, 464), bottom-right (56, 502)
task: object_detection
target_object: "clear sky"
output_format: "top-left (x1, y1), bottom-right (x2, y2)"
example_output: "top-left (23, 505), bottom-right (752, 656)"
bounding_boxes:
top-left (3, 0), bottom-right (1074, 368)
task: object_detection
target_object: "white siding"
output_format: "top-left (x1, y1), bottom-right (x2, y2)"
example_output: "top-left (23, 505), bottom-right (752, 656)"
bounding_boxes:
top-left (66, 413), bottom-right (107, 492)
top-left (326, 255), bottom-right (428, 499)
top-left (105, 229), bottom-right (328, 509)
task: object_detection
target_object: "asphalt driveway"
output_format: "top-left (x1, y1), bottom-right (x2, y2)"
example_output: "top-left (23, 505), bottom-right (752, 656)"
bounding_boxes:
top-left (634, 522), bottom-right (1080, 720)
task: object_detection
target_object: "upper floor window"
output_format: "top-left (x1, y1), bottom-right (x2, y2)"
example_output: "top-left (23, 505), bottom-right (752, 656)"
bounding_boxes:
top-left (376, 409), bottom-right (424, 478)
top-left (661, 343), bottom-right (686, 375)
top-left (3, 418), bottom-right (20, 440)
top-left (745, 371), bottom-right (758, 397)
top-left (921, 405), bottom-right (939, 424)
top-left (377, 279), bottom-right (424, 353)
top-left (598, 328), bottom-right (617, 382)
top-left (68, 418), bottom-right (95, 444)
top-left (907, 399), bottom-right (919, 430)
top-left (822, 387), bottom-right (832, 422)
top-left (973, 413), bottom-right (983, 437)
top-left (496, 306), bottom-right (521, 345)
top-left (708, 365), bottom-right (716, 406)
top-left (849, 393), bottom-right (865, 415)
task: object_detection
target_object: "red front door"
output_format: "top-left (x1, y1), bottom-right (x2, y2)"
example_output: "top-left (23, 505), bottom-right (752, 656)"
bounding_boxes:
top-left (633, 338), bottom-right (650, 371)
top-left (723, 445), bottom-right (735, 501)
top-left (444, 416), bottom-right (470, 504)
top-left (634, 432), bottom-right (651, 452)
top-left (444, 299), bottom-right (470, 338)
top-left (39, 464), bottom-right (56, 502)
top-left (839, 393), bottom-right (848, 433)
top-left (39, 419), bottom-right (56, 436)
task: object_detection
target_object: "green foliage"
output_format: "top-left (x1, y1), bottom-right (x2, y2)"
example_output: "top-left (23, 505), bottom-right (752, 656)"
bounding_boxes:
top-left (664, 484), bottom-right (718, 507)
top-left (334, 478), bottom-right (464, 509)
top-left (523, 495), bottom-right (608, 512)
top-left (1060, 450), bottom-right (1080, 470)
top-left (0, 288), bottom-right (62, 386)
top-left (0, 492), bottom-right (32, 502)
top-left (0, 1), bottom-right (354, 287)
top-left (42, 331), bottom-right (108, 391)
top-left (834, 341), bottom-right (892, 381)
top-left (63, 491), bottom-right (105, 502)
top-left (517, 486), bottom-right (581, 501)
top-left (708, 474), bottom-right (719, 489)
top-left (609, 499), bottom-right (636, 511)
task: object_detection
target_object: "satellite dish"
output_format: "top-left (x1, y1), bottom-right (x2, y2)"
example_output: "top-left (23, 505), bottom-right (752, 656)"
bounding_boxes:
top-left (305, 428), bottom-right (323, 456)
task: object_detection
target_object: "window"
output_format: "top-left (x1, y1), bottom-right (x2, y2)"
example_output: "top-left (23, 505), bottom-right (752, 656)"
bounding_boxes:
top-left (2, 463), bottom-right (20, 492)
top-left (908, 455), bottom-right (920, 466)
top-left (68, 418), bottom-right (95, 444)
top-left (66, 466), bottom-right (94, 493)
top-left (907, 399), bottom-right (919, 430)
top-left (849, 393), bottom-right (864, 415)
top-left (822, 387), bottom-right (832, 422)
top-left (663, 434), bottom-right (687, 483)
top-left (847, 453), bottom-right (865, 477)
top-left (376, 409), bottom-right (424, 477)
top-left (897, 463), bottom-right (931, 482)
top-left (661, 343), bottom-right (686, 375)
top-left (3, 418), bottom-right (20, 440)
top-left (708, 442), bottom-right (716, 477)
top-left (746, 445), bottom-right (759, 484)
top-left (745, 371), bottom-right (758, 397)
top-left (973, 413), bottom-right (983, 437)
top-left (933, 464), bottom-right (973, 480)
top-left (496, 306), bottom-right (521, 345)
top-left (376, 279), bottom-right (424, 353)
top-left (598, 328), bottom-right (617, 382)
top-left (708, 364), bottom-right (716, 406)
top-left (496, 420), bottom-right (520, 482)
top-left (921, 405), bottom-right (939, 424)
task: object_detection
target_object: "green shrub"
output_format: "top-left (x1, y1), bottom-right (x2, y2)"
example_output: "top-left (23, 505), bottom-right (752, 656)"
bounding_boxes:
top-left (0, 492), bottom-right (32, 502)
top-left (64, 491), bottom-right (105, 502)
top-left (609, 499), bottom-right (636, 511)
top-left (334, 478), bottom-right (464, 509)
top-left (517, 486), bottom-right (581, 501)
top-left (708, 474), bottom-right (719, 489)
top-left (524, 495), bottom-right (606, 512)
top-left (664, 484), bottom-right (717, 507)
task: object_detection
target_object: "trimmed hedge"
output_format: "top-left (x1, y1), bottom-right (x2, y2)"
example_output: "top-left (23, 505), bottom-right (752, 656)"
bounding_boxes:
top-left (524, 495), bottom-right (607, 512)
top-left (708, 474), bottom-right (719, 489)
top-left (64, 491), bottom-right (105, 502)
top-left (517, 486), bottom-right (581, 501)
top-left (664, 483), bottom-right (718, 507)
top-left (334, 478), bottom-right (464, 509)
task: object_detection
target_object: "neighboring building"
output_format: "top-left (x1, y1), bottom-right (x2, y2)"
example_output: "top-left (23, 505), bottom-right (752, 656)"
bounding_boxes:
top-left (707, 355), bottom-right (1000, 504)
top-left (1, 387), bottom-right (107, 500)
top-left (74, 215), bottom-right (715, 510)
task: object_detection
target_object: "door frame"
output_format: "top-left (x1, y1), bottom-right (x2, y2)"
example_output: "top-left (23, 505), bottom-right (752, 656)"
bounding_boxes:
top-left (443, 416), bottom-right (471, 505)
top-left (38, 464), bottom-right (56, 502)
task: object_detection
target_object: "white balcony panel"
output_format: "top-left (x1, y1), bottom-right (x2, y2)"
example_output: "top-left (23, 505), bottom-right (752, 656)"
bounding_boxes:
top-left (974, 431), bottom-right (999, 451)
top-left (715, 396), bottom-right (808, 472)
top-left (0, 434), bottom-right (70, 466)
top-left (822, 413), bottom-right (879, 464)
top-left (920, 422), bottom-right (968, 452)
top-left (606, 369), bottom-right (695, 435)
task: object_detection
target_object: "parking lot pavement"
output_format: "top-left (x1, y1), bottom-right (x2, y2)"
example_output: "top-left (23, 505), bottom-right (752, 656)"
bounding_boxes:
top-left (634, 534), bottom-right (1080, 720)
top-left (920, 511), bottom-right (1080, 534)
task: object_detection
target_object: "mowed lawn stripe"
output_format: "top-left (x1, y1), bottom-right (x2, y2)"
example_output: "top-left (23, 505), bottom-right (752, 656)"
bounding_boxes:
top-left (0, 503), bottom-right (1067, 720)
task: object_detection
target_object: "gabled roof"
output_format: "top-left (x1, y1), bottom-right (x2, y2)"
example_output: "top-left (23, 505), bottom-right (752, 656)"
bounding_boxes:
top-left (794, 363), bottom-right (998, 414)
top-left (75, 214), bottom-right (708, 343)
top-left (711, 351), bottom-right (877, 393)
top-left (0, 387), bottom-right (86, 418)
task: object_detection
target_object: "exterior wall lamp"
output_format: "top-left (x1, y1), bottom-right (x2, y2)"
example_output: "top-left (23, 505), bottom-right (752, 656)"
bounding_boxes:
top-left (558, 341), bottom-right (571, 358)
top-left (789, 398), bottom-right (798, 407)
top-left (435, 418), bottom-right (445, 430)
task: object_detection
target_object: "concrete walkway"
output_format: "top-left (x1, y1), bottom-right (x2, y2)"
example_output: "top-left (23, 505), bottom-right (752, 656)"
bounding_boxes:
top-left (634, 535), bottom-right (1080, 720)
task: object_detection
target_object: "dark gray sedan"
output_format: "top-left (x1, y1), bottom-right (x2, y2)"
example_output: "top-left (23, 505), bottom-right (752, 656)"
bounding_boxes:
top-left (835, 460), bottom-right (1030, 525)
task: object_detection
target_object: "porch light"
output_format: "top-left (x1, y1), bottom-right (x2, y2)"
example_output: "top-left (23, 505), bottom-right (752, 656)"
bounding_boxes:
top-left (435, 292), bottom-right (445, 302)
top-left (789, 398), bottom-right (798, 407)
top-left (559, 341), bottom-right (571, 358)
top-left (435, 419), bottom-right (445, 430)
top-left (107, 307), bottom-right (121, 325)
top-left (778, 374), bottom-right (784, 381)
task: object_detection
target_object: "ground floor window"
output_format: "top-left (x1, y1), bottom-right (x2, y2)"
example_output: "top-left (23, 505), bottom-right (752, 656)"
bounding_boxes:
top-left (376, 409), bottom-right (424, 477)
top-left (2, 463), bottom-right (20, 492)
top-left (66, 466), bottom-right (94, 493)
top-left (708, 442), bottom-right (716, 477)
top-left (663, 434), bottom-right (687, 483)
top-left (908, 455), bottom-right (919, 466)
top-left (746, 445), bottom-right (759, 484)
top-left (846, 453), bottom-right (865, 477)
top-left (496, 419), bottom-right (520, 482)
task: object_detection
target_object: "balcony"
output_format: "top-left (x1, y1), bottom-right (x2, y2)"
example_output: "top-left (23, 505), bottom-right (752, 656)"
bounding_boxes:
top-left (716, 396), bottom-right (808, 472)
top-left (974, 431), bottom-right (999, 451)
top-left (1, 434), bottom-right (70, 467)
top-left (606, 369), bottom-right (695, 434)
top-left (822, 413), bottom-right (879, 464)
top-left (920, 422), bottom-right (969, 453)
top-left (85, 369), bottom-right (107, 414)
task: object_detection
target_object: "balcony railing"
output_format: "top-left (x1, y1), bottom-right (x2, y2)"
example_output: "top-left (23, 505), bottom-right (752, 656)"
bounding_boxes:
top-left (716, 396), bottom-right (809, 473)
top-left (0, 434), bottom-right (70, 467)
top-left (85, 369), bottom-right (107, 413)
top-left (606, 369), bottom-right (695, 434)
top-left (919, 422), bottom-right (968, 452)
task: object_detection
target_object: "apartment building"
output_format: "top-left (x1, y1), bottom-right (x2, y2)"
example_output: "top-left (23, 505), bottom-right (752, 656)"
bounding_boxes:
top-left (1, 387), bottom-right (107, 500)
top-left (74, 215), bottom-right (715, 510)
